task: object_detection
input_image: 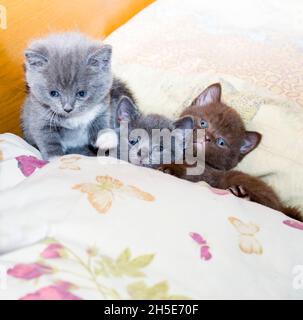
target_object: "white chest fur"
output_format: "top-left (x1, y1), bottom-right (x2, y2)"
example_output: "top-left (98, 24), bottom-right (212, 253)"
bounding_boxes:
top-left (60, 106), bottom-right (101, 151)
top-left (63, 105), bottom-right (101, 129)
top-left (61, 127), bottom-right (89, 151)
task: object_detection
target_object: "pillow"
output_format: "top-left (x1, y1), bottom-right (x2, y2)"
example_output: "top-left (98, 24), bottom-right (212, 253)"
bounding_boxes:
top-left (0, 133), bottom-right (43, 190)
top-left (105, 0), bottom-right (303, 210)
top-left (0, 134), bottom-right (303, 299)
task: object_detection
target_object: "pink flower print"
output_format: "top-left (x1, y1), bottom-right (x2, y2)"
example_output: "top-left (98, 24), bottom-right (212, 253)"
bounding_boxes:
top-left (20, 281), bottom-right (82, 300)
top-left (209, 186), bottom-right (231, 196)
top-left (16, 155), bottom-right (48, 177)
top-left (190, 232), bottom-right (212, 261)
top-left (41, 243), bottom-right (65, 259)
top-left (7, 263), bottom-right (53, 280)
top-left (283, 220), bottom-right (303, 231)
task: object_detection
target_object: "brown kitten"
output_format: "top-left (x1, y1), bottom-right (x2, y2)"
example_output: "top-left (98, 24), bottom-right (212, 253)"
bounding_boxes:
top-left (160, 83), bottom-right (302, 221)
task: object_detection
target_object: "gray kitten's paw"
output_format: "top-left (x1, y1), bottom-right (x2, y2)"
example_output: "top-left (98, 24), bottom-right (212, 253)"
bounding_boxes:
top-left (228, 185), bottom-right (251, 201)
top-left (96, 130), bottom-right (118, 150)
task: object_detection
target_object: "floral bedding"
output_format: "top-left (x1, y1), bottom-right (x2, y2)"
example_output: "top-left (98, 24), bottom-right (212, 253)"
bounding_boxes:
top-left (0, 134), bottom-right (303, 300)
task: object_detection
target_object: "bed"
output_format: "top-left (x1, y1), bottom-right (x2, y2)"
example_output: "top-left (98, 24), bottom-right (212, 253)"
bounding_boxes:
top-left (0, 0), bottom-right (303, 300)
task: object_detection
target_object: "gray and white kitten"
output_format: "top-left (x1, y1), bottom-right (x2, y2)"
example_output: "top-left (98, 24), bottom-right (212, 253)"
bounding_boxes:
top-left (114, 97), bottom-right (193, 168)
top-left (21, 32), bottom-right (133, 160)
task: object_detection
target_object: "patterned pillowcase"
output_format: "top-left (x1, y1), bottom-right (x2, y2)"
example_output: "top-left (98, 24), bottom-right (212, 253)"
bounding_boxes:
top-left (0, 134), bottom-right (45, 190)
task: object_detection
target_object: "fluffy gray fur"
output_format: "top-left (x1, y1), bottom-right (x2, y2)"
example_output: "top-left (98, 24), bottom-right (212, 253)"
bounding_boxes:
top-left (115, 97), bottom-right (194, 168)
top-left (21, 32), bottom-right (134, 160)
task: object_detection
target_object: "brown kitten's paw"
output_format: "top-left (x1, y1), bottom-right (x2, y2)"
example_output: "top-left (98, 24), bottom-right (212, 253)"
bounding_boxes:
top-left (228, 185), bottom-right (251, 201)
top-left (158, 166), bottom-right (173, 175)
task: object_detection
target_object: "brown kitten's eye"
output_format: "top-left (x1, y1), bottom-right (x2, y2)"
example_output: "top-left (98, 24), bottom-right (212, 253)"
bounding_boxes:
top-left (200, 120), bottom-right (208, 129)
top-left (215, 137), bottom-right (226, 147)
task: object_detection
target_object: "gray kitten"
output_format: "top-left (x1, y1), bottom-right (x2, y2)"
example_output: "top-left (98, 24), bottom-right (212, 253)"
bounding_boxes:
top-left (114, 97), bottom-right (193, 168)
top-left (21, 32), bottom-right (133, 160)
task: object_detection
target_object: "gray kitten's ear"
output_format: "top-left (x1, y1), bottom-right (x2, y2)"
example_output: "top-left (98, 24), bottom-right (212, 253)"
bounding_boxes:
top-left (173, 116), bottom-right (194, 130)
top-left (240, 131), bottom-right (262, 156)
top-left (87, 44), bottom-right (112, 68)
top-left (195, 83), bottom-right (222, 107)
top-left (25, 50), bottom-right (48, 69)
top-left (117, 96), bottom-right (140, 123)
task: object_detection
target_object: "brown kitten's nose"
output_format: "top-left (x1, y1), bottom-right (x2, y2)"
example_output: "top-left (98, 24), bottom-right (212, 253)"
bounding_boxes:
top-left (205, 135), bottom-right (211, 142)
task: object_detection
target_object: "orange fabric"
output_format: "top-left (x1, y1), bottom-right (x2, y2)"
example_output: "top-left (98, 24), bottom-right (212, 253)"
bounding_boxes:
top-left (0, 0), bottom-right (154, 135)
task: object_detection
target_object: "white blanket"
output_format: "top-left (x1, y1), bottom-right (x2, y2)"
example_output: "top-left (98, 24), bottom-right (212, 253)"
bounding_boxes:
top-left (0, 134), bottom-right (303, 300)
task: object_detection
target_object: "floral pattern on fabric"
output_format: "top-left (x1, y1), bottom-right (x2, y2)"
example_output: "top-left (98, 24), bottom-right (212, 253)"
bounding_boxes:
top-left (7, 239), bottom-right (188, 300)
top-left (228, 217), bottom-right (263, 255)
top-left (59, 156), bottom-right (82, 171)
top-left (73, 175), bottom-right (155, 214)
top-left (190, 232), bottom-right (212, 261)
top-left (16, 155), bottom-right (48, 177)
top-left (283, 220), bottom-right (303, 231)
top-left (7, 263), bottom-right (53, 280)
top-left (20, 281), bottom-right (82, 300)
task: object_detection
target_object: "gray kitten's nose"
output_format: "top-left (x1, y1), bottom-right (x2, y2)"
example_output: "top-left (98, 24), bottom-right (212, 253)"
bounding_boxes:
top-left (138, 148), bottom-right (148, 158)
top-left (63, 104), bottom-right (73, 113)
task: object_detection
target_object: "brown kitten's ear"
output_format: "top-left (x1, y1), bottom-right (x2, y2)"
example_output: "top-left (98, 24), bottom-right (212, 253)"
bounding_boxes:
top-left (25, 50), bottom-right (48, 69)
top-left (240, 131), bottom-right (262, 156)
top-left (117, 96), bottom-right (140, 123)
top-left (173, 116), bottom-right (194, 130)
top-left (195, 83), bottom-right (222, 107)
top-left (87, 44), bottom-right (112, 69)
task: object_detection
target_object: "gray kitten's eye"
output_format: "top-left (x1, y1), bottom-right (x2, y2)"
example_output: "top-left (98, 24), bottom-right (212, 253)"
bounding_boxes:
top-left (50, 91), bottom-right (60, 97)
top-left (129, 137), bottom-right (140, 146)
top-left (76, 90), bottom-right (87, 98)
top-left (153, 145), bottom-right (164, 152)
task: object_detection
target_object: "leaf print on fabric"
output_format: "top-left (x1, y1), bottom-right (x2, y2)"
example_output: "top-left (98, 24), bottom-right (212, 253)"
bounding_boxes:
top-left (20, 281), bottom-right (82, 300)
top-left (127, 281), bottom-right (189, 300)
top-left (73, 175), bottom-right (155, 214)
top-left (228, 217), bottom-right (263, 255)
top-left (190, 232), bottom-right (212, 261)
top-left (16, 155), bottom-right (48, 177)
top-left (283, 220), bottom-right (303, 231)
top-left (95, 248), bottom-right (155, 278)
top-left (9, 239), bottom-right (189, 300)
top-left (59, 156), bottom-right (82, 170)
